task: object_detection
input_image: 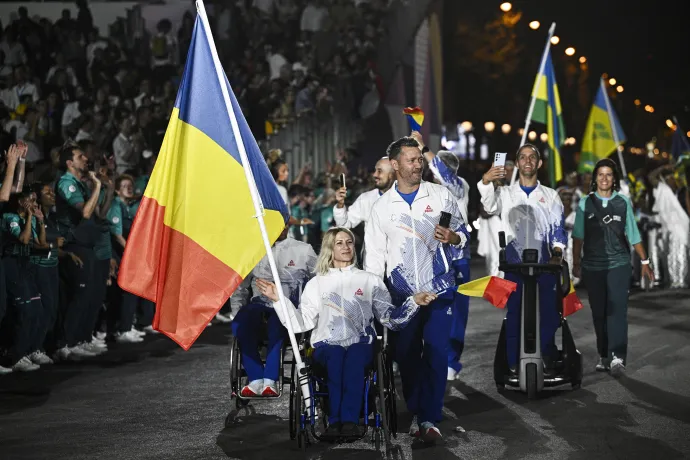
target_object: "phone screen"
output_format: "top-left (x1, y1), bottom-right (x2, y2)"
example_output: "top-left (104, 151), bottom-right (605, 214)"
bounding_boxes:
top-left (494, 152), bottom-right (507, 167)
top-left (340, 173), bottom-right (346, 189)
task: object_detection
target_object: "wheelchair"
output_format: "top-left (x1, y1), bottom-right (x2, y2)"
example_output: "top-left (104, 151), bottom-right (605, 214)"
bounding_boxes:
top-left (288, 328), bottom-right (398, 452)
top-left (228, 312), bottom-right (300, 410)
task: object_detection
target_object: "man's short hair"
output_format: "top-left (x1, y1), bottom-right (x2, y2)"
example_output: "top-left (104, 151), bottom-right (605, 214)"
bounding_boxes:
top-left (59, 141), bottom-right (80, 171)
top-left (386, 137), bottom-right (420, 161)
top-left (437, 150), bottom-right (459, 174)
top-left (516, 143), bottom-right (541, 160)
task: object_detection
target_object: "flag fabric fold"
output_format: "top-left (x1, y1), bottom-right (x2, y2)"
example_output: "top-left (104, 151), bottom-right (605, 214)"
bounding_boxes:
top-left (457, 276), bottom-right (518, 309)
top-left (579, 78), bottom-right (626, 173)
top-left (403, 107), bottom-right (425, 132)
top-left (563, 283), bottom-right (583, 317)
top-left (530, 50), bottom-right (565, 185)
top-left (118, 14), bottom-right (289, 350)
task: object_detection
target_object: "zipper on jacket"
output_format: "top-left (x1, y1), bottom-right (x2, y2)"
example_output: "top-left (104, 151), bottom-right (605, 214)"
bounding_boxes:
top-left (410, 204), bottom-right (420, 290)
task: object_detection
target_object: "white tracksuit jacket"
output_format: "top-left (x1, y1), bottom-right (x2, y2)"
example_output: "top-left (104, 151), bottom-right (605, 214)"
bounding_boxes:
top-left (477, 180), bottom-right (567, 264)
top-left (231, 237), bottom-right (317, 313)
top-left (333, 188), bottom-right (382, 231)
top-left (272, 265), bottom-right (420, 348)
top-left (364, 181), bottom-right (470, 304)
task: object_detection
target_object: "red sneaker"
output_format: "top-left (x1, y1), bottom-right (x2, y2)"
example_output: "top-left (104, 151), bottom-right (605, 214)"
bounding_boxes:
top-left (240, 380), bottom-right (262, 397)
top-left (421, 426), bottom-right (442, 444)
top-left (261, 384), bottom-right (279, 397)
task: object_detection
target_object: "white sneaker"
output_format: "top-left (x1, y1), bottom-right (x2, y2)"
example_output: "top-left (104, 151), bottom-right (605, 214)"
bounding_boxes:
top-left (261, 379), bottom-right (279, 397)
top-left (13, 356), bottom-right (40, 372)
top-left (409, 415), bottom-right (420, 437)
top-left (447, 367), bottom-right (458, 381)
top-left (115, 331), bottom-right (144, 344)
top-left (240, 379), bottom-right (265, 397)
top-left (131, 328), bottom-right (146, 338)
top-left (610, 357), bottom-right (625, 377)
top-left (79, 342), bottom-right (106, 354)
top-left (0, 364), bottom-right (13, 374)
top-left (94, 331), bottom-right (107, 341)
top-left (53, 346), bottom-right (74, 362)
top-left (215, 312), bottom-right (233, 323)
top-left (143, 325), bottom-right (160, 335)
top-left (595, 357), bottom-right (609, 372)
top-left (29, 351), bottom-right (54, 365)
top-left (92, 335), bottom-right (106, 344)
top-left (69, 346), bottom-right (98, 358)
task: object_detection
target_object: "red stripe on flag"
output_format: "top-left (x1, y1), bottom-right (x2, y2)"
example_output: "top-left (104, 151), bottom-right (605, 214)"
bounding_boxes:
top-left (483, 276), bottom-right (518, 309)
top-left (118, 197), bottom-right (242, 350)
top-left (563, 290), bottom-right (583, 317)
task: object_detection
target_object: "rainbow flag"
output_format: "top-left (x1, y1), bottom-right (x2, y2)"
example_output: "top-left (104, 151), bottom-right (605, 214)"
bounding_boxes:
top-left (457, 276), bottom-right (518, 309)
top-left (118, 14), bottom-right (289, 350)
top-left (530, 49), bottom-right (565, 185)
top-left (579, 78), bottom-right (626, 173)
top-left (403, 107), bottom-right (425, 131)
top-left (563, 283), bottom-right (583, 317)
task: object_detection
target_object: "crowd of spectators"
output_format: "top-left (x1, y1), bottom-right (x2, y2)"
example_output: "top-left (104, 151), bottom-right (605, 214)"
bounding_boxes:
top-left (0, 0), bottom-right (391, 374)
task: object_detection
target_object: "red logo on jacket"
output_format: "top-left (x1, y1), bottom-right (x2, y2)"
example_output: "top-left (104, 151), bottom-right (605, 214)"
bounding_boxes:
top-left (425, 205), bottom-right (433, 213)
top-left (355, 288), bottom-right (364, 296)
top-left (288, 260), bottom-right (295, 267)
top-left (539, 197), bottom-right (545, 203)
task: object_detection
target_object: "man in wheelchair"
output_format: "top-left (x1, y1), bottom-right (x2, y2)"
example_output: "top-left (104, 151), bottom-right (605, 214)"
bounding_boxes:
top-left (256, 227), bottom-right (437, 439)
top-left (231, 225), bottom-right (317, 397)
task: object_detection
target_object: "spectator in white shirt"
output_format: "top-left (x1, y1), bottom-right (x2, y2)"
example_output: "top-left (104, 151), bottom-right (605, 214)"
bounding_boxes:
top-left (0, 30), bottom-right (27, 67)
top-left (113, 118), bottom-right (137, 174)
top-left (265, 45), bottom-right (288, 81)
top-left (300, 0), bottom-right (329, 33)
top-left (12, 66), bottom-right (39, 105)
top-left (44, 52), bottom-right (79, 87)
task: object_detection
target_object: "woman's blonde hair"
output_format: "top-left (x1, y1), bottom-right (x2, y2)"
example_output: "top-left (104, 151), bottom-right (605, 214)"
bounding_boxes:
top-left (315, 227), bottom-right (357, 275)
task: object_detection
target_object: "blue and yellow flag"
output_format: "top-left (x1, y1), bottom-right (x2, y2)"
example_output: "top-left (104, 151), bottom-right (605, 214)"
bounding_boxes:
top-left (579, 79), bottom-right (626, 173)
top-left (119, 13), bottom-right (289, 350)
top-left (403, 107), bottom-right (425, 131)
top-left (530, 50), bottom-right (565, 185)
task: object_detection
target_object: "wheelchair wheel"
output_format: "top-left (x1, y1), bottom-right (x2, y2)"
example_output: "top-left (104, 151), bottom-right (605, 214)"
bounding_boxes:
top-left (229, 336), bottom-right (240, 397)
top-left (289, 359), bottom-right (298, 440)
top-left (382, 348), bottom-right (398, 439)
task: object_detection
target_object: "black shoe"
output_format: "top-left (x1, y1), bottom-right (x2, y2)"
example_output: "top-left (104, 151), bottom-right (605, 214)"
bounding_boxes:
top-left (340, 422), bottom-right (362, 439)
top-left (322, 422), bottom-right (341, 441)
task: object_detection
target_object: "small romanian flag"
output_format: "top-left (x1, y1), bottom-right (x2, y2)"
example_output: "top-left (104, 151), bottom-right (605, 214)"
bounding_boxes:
top-left (403, 107), bottom-right (425, 131)
top-left (563, 283), bottom-right (583, 317)
top-left (457, 276), bottom-right (518, 309)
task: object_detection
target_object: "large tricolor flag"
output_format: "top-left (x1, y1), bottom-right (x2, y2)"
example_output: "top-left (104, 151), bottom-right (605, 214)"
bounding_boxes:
top-left (118, 13), bottom-right (289, 350)
top-left (579, 78), bottom-right (626, 173)
top-left (530, 49), bottom-right (566, 185)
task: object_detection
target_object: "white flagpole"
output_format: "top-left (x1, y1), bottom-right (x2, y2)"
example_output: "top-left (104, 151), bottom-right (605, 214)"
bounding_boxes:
top-left (195, 0), bottom-right (311, 405)
top-left (600, 78), bottom-right (627, 177)
top-left (510, 22), bottom-right (556, 185)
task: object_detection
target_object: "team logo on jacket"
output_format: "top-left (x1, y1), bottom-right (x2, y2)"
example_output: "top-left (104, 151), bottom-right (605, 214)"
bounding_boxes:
top-left (288, 260), bottom-right (295, 267)
top-left (425, 205), bottom-right (433, 213)
top-left (355, 288), bottom-right (364, 296)
top-left (539, 197), bottom-right (545, 203)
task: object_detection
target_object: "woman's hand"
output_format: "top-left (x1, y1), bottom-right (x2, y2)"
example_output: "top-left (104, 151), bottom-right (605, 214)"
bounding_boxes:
top-left (413, 292), bottom-right (438, 306)
top-left (255, 278), bottom-right (280, 302)
top-left (641, 264), bottom-right (655, 283)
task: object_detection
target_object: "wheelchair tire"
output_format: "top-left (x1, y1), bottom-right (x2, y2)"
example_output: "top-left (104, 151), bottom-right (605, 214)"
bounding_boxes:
top-left (383, 350), bottom-right (398, 438)
top-left (289, 360), bottom-right (298, 440)
top-left (229, 336), bottom-right (240, 398)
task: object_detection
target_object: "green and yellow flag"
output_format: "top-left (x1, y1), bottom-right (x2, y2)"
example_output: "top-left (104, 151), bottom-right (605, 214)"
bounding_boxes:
top-left (531, 49), bottom-right (566, 185)
top-left (579, 78), bottom-right (626, 173)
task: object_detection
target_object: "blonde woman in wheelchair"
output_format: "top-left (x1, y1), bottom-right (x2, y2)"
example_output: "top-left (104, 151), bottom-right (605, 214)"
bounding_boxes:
top-left (256, 227), bottom-right (436, 439)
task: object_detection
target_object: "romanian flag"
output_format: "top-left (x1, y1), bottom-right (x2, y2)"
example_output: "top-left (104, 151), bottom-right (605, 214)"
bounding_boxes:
top-left (563, 283), bottom-right (583, 317)
top-left (579, 78), bottom-right (626, 173)
top-left (530, 50), bottom-right (566, 185)
top-left (457, 276), bottom-right (518, 309)
top-left (118, 13), bottom-right (289, 350)
top-left (403, 107), bottom-right (425, 132)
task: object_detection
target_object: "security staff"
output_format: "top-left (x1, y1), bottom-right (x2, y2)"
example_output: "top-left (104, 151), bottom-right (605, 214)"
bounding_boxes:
top-left (54, 142), bottom-right (106, 360)
top-left (573, 159), bottom-right (654, 376)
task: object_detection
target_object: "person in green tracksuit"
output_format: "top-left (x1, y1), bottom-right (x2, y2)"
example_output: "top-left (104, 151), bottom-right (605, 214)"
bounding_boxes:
top-left (572, 159), bottom-right (654, 377)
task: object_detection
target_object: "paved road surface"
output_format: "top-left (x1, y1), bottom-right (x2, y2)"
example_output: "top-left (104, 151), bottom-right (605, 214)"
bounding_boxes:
top-left (2, 262), bottom-right (689, 460)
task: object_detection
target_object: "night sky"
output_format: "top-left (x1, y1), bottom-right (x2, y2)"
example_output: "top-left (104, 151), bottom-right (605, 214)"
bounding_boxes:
top-left (443, 0), bottom-right (689, 155)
